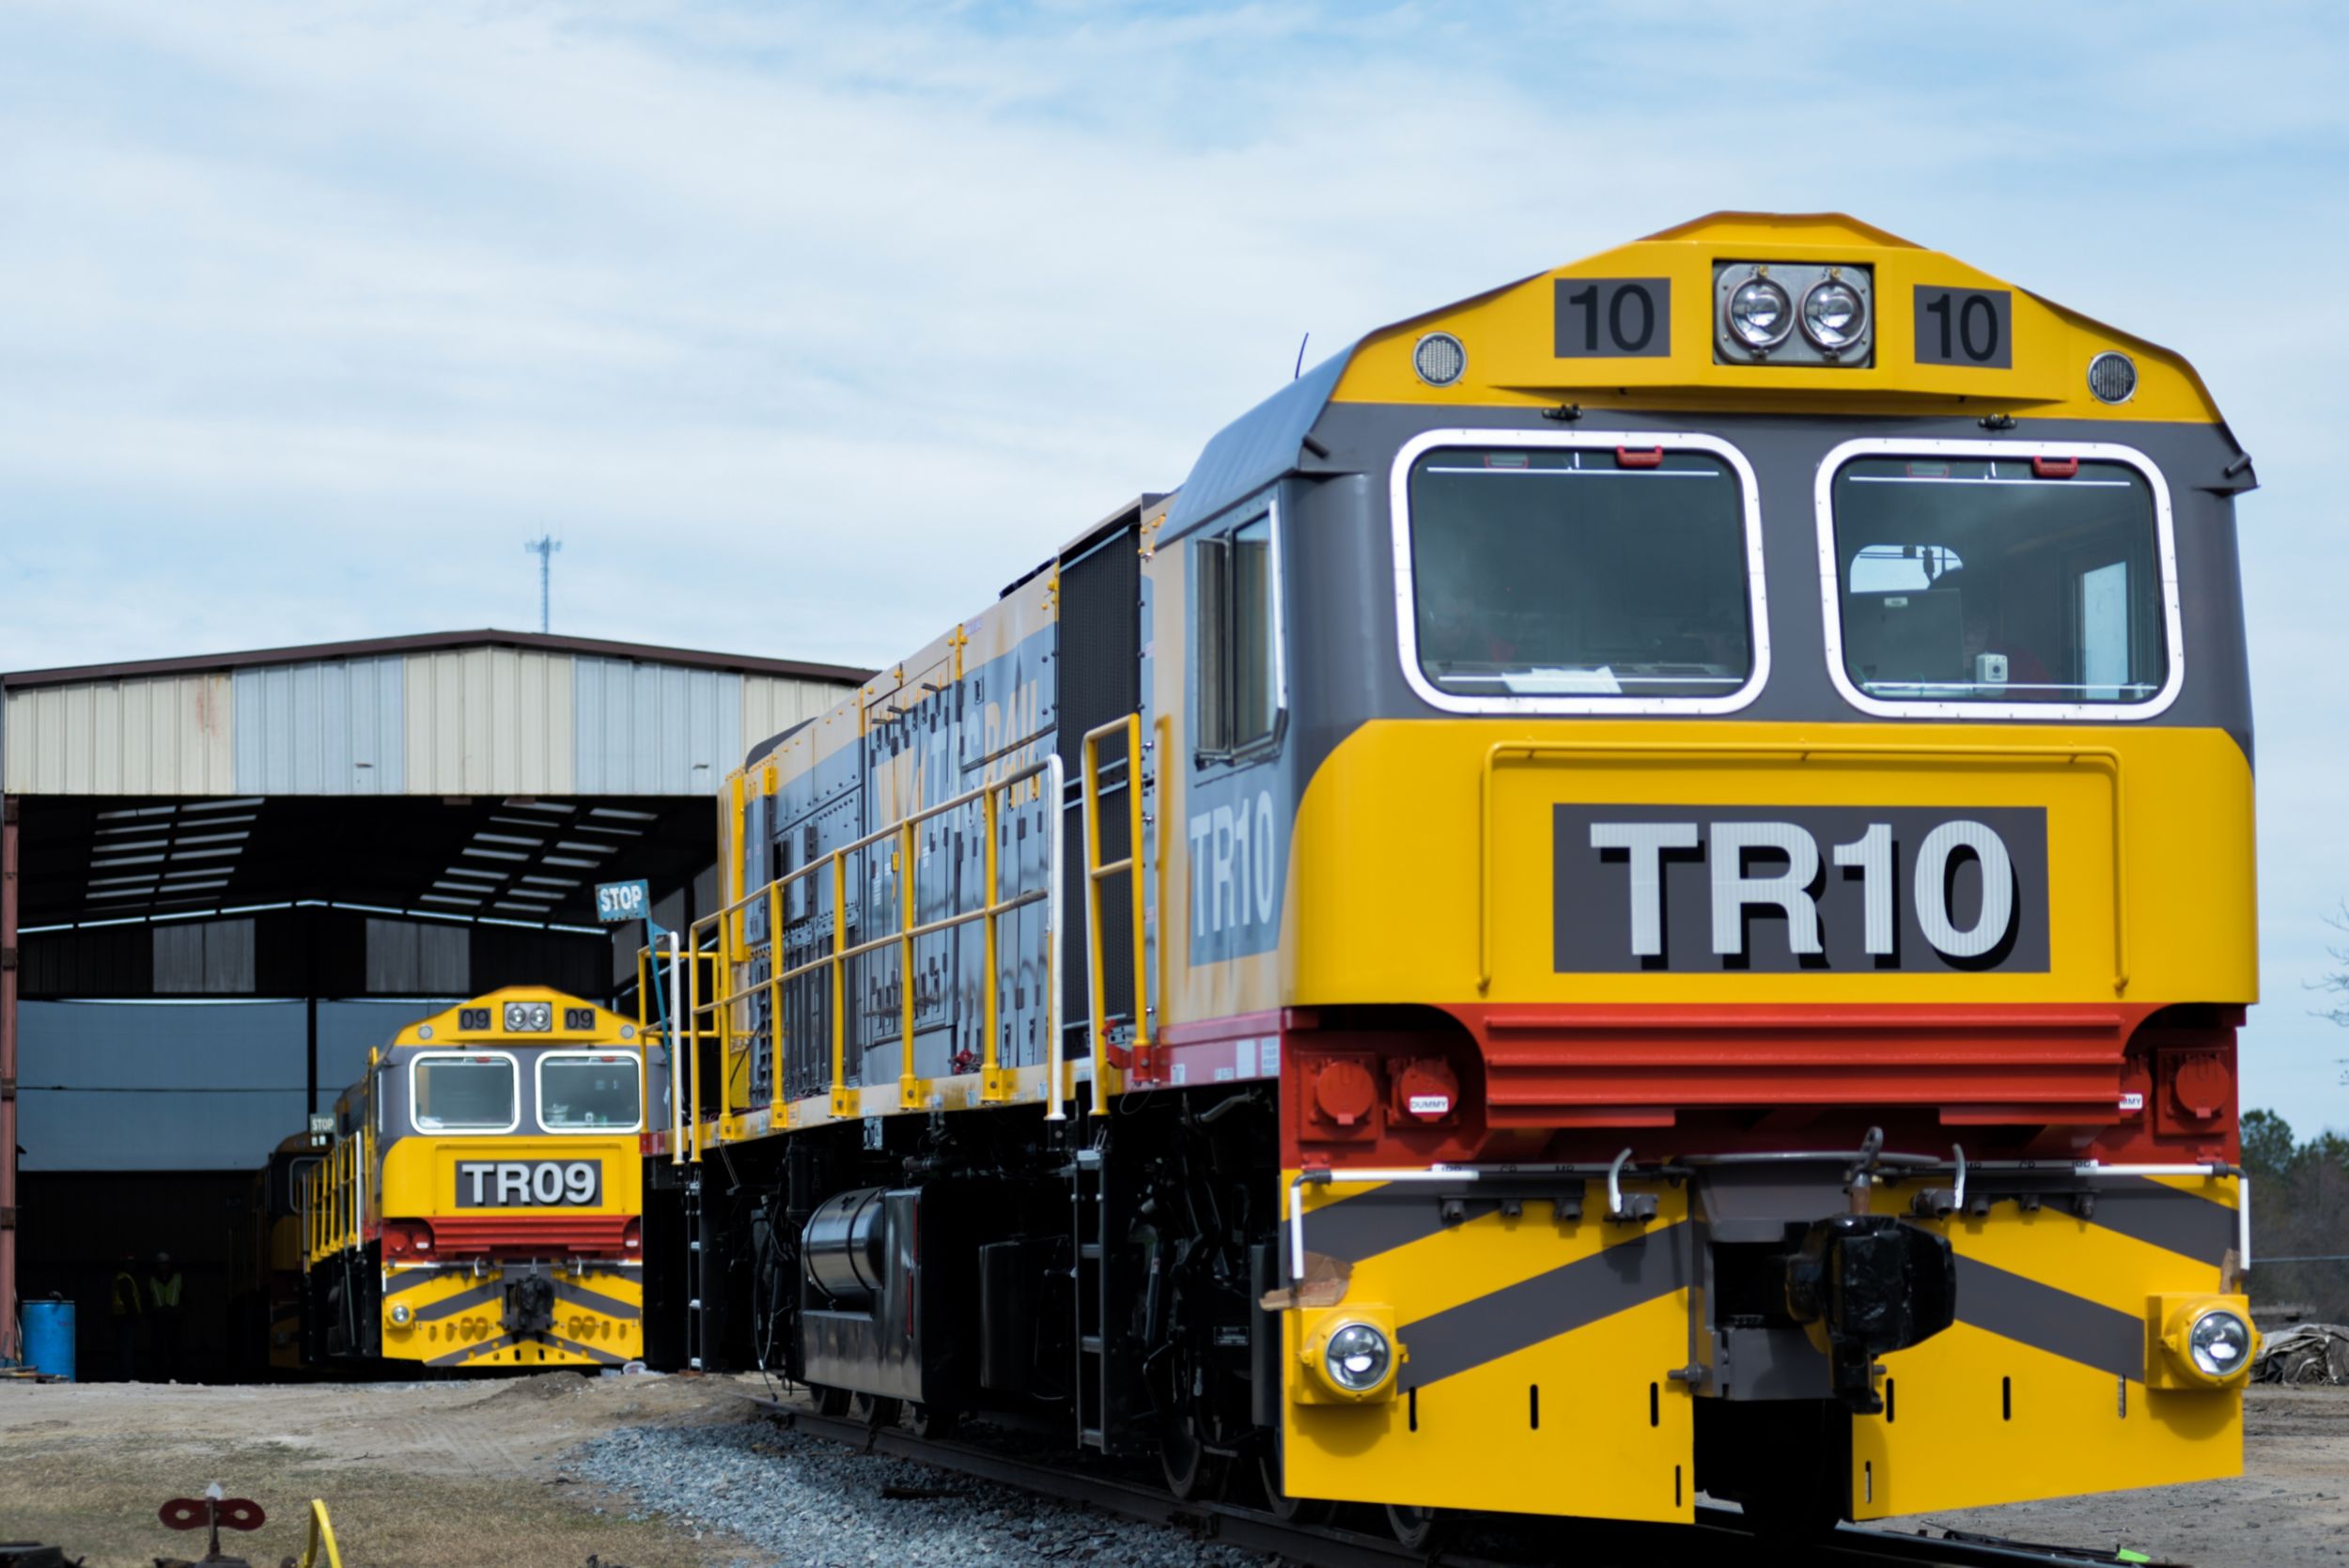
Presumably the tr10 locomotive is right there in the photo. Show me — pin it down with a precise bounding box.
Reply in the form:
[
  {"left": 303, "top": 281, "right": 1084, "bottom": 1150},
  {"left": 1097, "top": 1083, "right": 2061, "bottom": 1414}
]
[{"left": 646, "top": 212, "right": 2258, "bottom": 1539}]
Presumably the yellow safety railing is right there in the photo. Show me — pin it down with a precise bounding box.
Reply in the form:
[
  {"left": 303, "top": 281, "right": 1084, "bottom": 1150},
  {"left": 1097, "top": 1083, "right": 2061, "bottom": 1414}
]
[
  {"left": 293, "top": 1499, "right": 344, "bottom": 1568},
  {"left": 643, "top": 753, "right": 1066, "bottom": 1154},
  {"left": 1081, "top": 715, "right": 1149, "bottom": 1110}
]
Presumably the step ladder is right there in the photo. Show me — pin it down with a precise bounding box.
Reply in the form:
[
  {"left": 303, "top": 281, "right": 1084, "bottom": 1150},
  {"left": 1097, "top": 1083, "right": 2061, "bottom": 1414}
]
[
  {"left": 683, "top": 1164, "right": 707, "bottom": 1373},
  {"left": 1073, "top": 1144, "right": 1108, "bottom": 1449}
]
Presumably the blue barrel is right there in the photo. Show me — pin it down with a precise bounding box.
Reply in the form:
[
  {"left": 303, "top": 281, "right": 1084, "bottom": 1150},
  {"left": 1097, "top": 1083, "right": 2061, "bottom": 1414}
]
[{"left": 23, "top": 1298, "right": 75, "bottom": 1380}]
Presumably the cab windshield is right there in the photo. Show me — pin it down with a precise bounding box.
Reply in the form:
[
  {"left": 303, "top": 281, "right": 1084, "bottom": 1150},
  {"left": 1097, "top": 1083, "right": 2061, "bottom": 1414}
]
[
  {"left": 1830, "top": 455, "right": 2169, "bottom": 705},
  {"left": 537, "top": 1053, "right": 642, "bottom": 1132},
  {"left": 411, "top": 1054, "right": 516, "bottom": 1131},
  {"left": 1407, "top": 445, "right": 1752, "bottom": 701}
]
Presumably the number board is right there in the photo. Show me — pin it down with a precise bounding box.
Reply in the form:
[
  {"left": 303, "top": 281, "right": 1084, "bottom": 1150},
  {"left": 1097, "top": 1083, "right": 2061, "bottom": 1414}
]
[
  {"left": 1914, "top": 287, "right": 2013, "bottom": 369},
  {"left": 1553, "top": 803, "right": 2049, "bottom": 973},
  {"left": 595, "top": 878, "right": 650, "bottom": 924},
  {"left": 1553, "top": 277, "right": 1671, "bottom": 359}
]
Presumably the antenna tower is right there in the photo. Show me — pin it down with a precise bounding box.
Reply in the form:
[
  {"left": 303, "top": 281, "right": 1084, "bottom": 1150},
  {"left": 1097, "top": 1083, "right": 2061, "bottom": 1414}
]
[{"left": 524, "top": 534, "right": 562, "bottom": 633}]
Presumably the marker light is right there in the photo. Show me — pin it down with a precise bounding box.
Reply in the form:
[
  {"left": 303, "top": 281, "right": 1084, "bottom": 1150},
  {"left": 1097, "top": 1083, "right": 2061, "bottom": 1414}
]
[
  {"left": 2088, "top": 350, "right": 2138, "bottom": 404},
  {"left": 1413, "top": 332, "right": 1467, "bottom": 388},
  {"left": 2187, "top": 1309, "right": 2253, "bottom": 1378},
  {"left": 1801, "top": 278, "right": 1869, "bottom": 353},
  {"left": 1726, "top": 275, "right": 1794, "bottom": 350},
  {"left": 1325, "top": 1323, "right": 1392, "bottom": 1392}
]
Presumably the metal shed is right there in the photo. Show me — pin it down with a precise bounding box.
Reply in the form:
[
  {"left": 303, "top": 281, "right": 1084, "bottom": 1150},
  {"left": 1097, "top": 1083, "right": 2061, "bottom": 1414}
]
[{"left": 0, "top": 629, "right": 869, "bottom": 1374}]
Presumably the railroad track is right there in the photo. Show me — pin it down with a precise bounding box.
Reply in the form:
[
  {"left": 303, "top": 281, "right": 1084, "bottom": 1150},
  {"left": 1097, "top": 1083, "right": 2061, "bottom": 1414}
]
[{"left": 741, "top": 1393, "right": 2184, "bottom": 1568}]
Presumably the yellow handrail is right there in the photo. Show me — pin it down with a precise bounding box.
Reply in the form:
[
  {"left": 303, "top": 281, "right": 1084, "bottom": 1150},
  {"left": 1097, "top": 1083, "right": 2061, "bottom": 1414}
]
[
  {"left": 646, "top": 753, "right": 1067, "bottom": 1141},
  {"left": 294, "top": 1498, "right": 344, "bottom": 1568},
  {"left": 1081, "top": 715, "right": 1149, "bottom": 1112}
]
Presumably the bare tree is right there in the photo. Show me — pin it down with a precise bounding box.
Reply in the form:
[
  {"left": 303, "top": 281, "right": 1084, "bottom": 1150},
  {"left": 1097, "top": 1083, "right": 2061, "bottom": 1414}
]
[{"left": 2317, "top": 903, "right": 2349, "bottom": 1032}]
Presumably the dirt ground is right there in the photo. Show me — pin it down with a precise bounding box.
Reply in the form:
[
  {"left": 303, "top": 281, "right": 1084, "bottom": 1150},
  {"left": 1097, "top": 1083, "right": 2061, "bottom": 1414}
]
[
  {"left": 0, "top": 1371, "right": 770, "bottom": 1568},
  {"left": 0, "top": 1375, "right": 2342, "bottom": 1568},
  {"left": 1893, "top": 1387, "right": 2349, "bottom": 1567}
]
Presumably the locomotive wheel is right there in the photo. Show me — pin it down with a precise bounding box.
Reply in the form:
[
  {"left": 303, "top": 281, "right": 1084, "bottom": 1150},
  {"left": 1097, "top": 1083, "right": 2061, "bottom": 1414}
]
[
  {"left": 1159, "top": 1411, "right": 1227, "bottom": 1501},
  {"left": 1254, "top": 1452, "right": 1333, "bottom": 1527},
  {"left": 811, "top": 1385, "right": 850, "bottom": 1418},
  {"left": 906, "top": 1403, "right": 958, "bottom": 1439},
  {"left": 1385, "top": 1503, "right": 1448, "bottom": 1552},
  {"left": 848, "top": 1392, "right": 902, "bottom": 1428}
]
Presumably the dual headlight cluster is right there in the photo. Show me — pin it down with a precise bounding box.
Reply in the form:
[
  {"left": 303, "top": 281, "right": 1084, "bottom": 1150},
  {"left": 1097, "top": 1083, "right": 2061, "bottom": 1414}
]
[{"left": 1716, "top": 261, "right": 1874, "bottom": 365}]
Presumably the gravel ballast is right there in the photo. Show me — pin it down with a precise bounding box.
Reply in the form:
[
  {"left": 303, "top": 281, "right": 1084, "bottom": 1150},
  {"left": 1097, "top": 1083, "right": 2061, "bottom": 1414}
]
[{"left": 569, "top": 1419, "right": 1267, "bottom": 1567}]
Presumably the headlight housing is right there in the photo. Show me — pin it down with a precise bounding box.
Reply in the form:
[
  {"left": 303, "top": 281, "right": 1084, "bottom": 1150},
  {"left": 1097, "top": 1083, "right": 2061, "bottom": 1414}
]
[
  {"left": 2150, "top": 1294, "right": 2258, "bottom": 1388},
  {"left": 1725, "top": 274, "right": 1793, "bottom": 350},
  {"left": 1801, "top": 276, "right": 1869, "bottom": 354},
  {"left": 1297, "top": 1311, "right": 1402, "bottom": 1403},
  {"left": 2187, "top": 1309, "right": 2253, "bottom": 1378},
  {"left": 505, "top": 1001, "right": 553, "bottom": 1032},
  {"left": 1325, "top": 1323, "right": 1392, "bottom": 1392}
]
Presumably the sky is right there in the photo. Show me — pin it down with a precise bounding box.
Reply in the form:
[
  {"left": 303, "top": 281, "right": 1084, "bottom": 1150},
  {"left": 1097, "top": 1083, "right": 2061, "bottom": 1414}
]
[{"left": 2, "top": 1, "right": 2345, "bottom": 1129}]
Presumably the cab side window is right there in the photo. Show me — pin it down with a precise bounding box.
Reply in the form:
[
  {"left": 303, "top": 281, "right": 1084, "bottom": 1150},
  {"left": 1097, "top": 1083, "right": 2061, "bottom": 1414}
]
[{"left": 1192, "top": 511, "right": 1279, "bottom": 758}]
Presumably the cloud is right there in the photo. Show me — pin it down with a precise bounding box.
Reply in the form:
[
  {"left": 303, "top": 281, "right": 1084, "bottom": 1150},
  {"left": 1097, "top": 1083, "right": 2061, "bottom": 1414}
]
[{"left": 2, "top": 0, "right": 2346, "bottom": 1121}]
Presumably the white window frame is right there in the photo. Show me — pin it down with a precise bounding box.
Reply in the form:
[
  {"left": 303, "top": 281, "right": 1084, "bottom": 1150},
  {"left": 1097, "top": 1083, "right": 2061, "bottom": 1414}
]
[
  {"left": 534, "top": 1048, "right": 646, "bottom": 1136},
  {"left": 407, "top": 1048, "right": 522, "bottom": 1137},
  {"left": 1390, "top": 428, "right": 1771, "bottom": 716},
  {"left": 1813, "top": 437, "right": 2186, "bottom": 722},
  {"left": 1192, "top": 489, "right": 1288, "bottom": 761}
]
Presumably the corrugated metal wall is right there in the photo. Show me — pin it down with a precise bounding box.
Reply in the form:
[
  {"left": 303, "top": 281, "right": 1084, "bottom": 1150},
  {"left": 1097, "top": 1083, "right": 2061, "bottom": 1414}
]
[
  {"left": 404, "top": 647, "right": 576, "bottom": 796},
  {"left": 232, "top": 657, "right": 403, "bottom": 794},
  {"left": 7, "top": 646, "right": 860, "bottom": 798},
  {"left": 741, "top": 674, "right": 843, "bottom": 753},
  {"left": 3, "top": 675, "right": 236, "bottom": 795},
  {"left": 573, "top": 658, "right": 740, "bottom": 795}
]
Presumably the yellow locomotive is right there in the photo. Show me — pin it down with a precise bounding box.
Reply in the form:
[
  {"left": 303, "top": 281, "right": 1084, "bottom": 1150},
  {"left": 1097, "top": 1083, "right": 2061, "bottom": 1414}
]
[
  {"left": 301, "top": 987, "right": 650, "bottom": 1371},
  {"left": 646, "top": 213, "right": 2256, "bottom": 1540}
]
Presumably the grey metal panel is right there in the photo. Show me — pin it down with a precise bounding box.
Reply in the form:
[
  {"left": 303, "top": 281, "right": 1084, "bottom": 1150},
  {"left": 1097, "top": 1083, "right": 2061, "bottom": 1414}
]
[
  {"left": 573, "top": 658, "right": 743, "bottom": 795},
  {"left": 232, "top": 657, "right": 404, "bottom": 795},
  {"left": 15, "top": 1000, "right": 303, "bottom": 1171},
  {"left": 1163, "top": 345, "right": 1354, "bottom": 536},
  {"left": 365, "top": 918, "right": 474, "bottom": 995},
  {"left": 151, "top": 919, "right": 256, "bottom": 994}
]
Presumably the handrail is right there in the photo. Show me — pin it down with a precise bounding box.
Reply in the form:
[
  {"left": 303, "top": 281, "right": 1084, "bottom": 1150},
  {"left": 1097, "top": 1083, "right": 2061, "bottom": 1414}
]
[
  {"left": 650, "top": 753, "right": 1068, "bottom": 1142},
  {"left": 1081, "top": 715, "right": 1149, "bottom": 1111},
  {"left": 1477, "top": 738, "right": 2129, "bottom": 996},
  {"left": 293, "top": 1498, "right": 344, "bottom": 1568}
]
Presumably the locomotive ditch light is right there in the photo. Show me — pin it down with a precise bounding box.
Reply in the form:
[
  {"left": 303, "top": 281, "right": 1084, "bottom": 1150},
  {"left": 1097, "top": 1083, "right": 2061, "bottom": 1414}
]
[
  {"left": 1298, "top": 1308, "right": 1403, "bottom": 1403},
  {"left": 2149, "top": 1294, "right": 2258, "bottom": 1388},
  {"left": 389, "top": 1301, "right": 413, "bottom": 1327}
]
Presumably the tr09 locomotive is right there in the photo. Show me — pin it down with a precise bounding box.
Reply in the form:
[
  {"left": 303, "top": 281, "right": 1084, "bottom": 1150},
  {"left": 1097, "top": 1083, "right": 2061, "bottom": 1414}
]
[
  {"left": 646, "top": 212, "right": 2257, "bottom": 1539},
  {"left": 300, "top": 987, "right": 649, "bottom": 1371}
]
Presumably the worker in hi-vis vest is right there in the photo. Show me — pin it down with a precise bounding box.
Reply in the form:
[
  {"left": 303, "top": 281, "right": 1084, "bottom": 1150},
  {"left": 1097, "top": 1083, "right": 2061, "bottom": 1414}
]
[
  {"left": 146, "top": 1250, "right": 184, "bottom": 1382},
  {"left": 109, "top": 1254, "right": 143, "bottom": 1381}
]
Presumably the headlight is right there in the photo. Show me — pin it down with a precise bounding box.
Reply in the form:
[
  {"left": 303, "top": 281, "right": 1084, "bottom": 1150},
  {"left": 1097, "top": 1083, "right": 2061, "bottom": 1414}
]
[
  {"left": 505, "top": 1001, "right": 552, "bottom": 1032},
  {"left": 1801, "top": 277, "right": 1868, "bottom": 353},
  {"left": 2187, "top": 1309, "right": 2252, "bottom": 1378},
  {"left": 1725, "top": 275, "right": 1793, "bottom": 350},
  {"left": 1324, "top": 1323, "right": 1392, "bottom": 1392},
  {"left": 389, "top": 1302, "right": 412, "bottom": 1327}
]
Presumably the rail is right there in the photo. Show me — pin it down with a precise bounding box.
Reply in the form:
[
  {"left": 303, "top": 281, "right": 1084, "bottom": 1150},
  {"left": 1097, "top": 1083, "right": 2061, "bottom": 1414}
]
[
  {"left": 1081, "top": 715, "right": 1149, "bottom": 1108},
  {"left": 647, "top": 753, "right": 1067, "bottom": 1157},
  {"left": 745, "top": 1391, "right": 2179, "bottom": 1567},
  {"left": 1477, "top": 739, "right": 2129, "bottom": 996}
]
